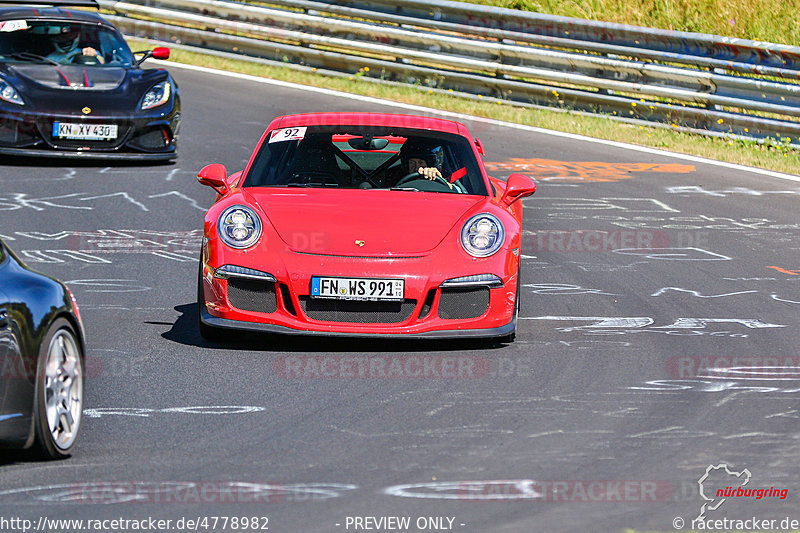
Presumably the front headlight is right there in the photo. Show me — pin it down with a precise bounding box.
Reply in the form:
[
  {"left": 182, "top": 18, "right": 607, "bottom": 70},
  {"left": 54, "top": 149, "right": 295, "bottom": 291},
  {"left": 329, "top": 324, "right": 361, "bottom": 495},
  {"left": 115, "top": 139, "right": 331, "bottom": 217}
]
[
  {"left": 140, "top": 81, "right": 171, "bottom": 110},
  {"left": 0, "top": 78, "right": 24, "bottom": 105},
  {"left": 461, "top": 213, "right": 505, "bottom": 257},
  {"left": 218, "top": 205, "right": 262, "bottom": 249}
]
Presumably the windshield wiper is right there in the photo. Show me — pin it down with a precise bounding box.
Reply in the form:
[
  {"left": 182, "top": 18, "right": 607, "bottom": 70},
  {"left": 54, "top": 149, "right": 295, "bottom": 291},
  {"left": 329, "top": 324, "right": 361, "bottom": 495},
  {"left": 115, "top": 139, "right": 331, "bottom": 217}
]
[
  {"left": 9, "top": 52, "right": 60, "bottom": 66},
  {"left": 286, "top": 182, "right": 334, "bottom": 188},
  {"left": 389, "top": 187, "right": 420, "bottom": 191}
]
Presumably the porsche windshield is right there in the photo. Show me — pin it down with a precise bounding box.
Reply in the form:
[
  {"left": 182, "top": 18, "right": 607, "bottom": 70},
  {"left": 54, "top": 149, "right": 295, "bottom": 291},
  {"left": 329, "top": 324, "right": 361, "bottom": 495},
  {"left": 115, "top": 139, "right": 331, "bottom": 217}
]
[
  {"left": 0, "top": 20, "right": 133, "bottom": 66},
  {"left": 243, "top": 126, "right": 489, "bottom": 195}
]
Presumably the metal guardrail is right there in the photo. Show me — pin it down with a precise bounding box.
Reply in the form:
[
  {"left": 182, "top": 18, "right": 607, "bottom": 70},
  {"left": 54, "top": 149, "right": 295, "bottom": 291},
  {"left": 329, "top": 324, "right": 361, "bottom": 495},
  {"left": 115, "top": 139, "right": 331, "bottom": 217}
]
[{"left": 100, "top": 0, "right": 800, "bottom": 145}]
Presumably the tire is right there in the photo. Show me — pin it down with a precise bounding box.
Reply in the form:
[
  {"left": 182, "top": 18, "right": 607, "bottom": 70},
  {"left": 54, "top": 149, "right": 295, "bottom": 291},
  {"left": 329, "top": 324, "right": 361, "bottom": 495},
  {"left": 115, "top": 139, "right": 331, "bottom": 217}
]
[
  {"left": 32, "top": 318, "right": 84, "bottom": 459},
  {"left": 197, "top": 264, "right": 229, "bottom": 343}
]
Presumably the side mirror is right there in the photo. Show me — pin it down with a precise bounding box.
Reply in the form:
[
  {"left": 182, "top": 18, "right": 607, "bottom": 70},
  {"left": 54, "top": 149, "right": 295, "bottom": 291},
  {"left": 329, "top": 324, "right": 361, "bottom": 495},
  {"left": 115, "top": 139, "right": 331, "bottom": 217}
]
[
  {"left": 151, "top": 47, "right": 170, "bottom": 60},
  {"left": 501, "top": 173, "right": 536, "bottom": 206},
  {"left": 134, "top": 47, "right": 170, "bottom": 66},
  {"left": 198, "top": 163, "right": 229, "bottom": 194}
]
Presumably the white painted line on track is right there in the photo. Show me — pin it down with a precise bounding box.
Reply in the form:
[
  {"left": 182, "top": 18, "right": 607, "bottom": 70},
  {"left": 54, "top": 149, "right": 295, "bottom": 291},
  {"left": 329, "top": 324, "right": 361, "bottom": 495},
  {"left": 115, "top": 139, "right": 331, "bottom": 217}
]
[{"left": 160, "top": 60, "right": 800, "bottom": 183}]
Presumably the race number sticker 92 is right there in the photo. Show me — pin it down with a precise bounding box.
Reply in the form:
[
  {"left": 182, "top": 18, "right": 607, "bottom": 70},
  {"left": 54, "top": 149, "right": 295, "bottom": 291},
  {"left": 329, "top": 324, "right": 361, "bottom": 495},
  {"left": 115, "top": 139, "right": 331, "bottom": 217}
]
[
  {"left": 269, "top": 127, "right": 307, "bottom": 143},
  {"left": 0, "top": 20, "right": 28, "bottom": 32}
]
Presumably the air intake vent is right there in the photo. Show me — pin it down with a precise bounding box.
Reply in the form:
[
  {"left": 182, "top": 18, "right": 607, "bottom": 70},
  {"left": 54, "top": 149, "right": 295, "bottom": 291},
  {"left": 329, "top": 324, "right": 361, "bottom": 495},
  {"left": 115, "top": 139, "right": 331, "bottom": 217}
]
[
  {"left": 227, "top": 278, "right": 277, "bottom": 313},
  {"left": 438, "top": 287, "right": 490, "bottom": 319}
]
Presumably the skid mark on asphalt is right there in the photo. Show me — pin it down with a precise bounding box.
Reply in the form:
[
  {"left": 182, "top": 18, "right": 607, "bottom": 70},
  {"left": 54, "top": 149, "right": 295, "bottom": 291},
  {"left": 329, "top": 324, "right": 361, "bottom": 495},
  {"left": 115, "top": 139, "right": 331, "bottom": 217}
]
[
  {"left": 14, "top": 229, "right": 202, "bottom": 263},
  {"left": 650, "top": 287, "right": 759, "bottom": 298},
  {"left": 0, "top": 482, "right": 358, "bottom": 503},
  {"left": 666, "top": 185, "right": 800, "bottom": 197},
  {"left": 0, "top": 191, "right": 206, "bottom": 213}
]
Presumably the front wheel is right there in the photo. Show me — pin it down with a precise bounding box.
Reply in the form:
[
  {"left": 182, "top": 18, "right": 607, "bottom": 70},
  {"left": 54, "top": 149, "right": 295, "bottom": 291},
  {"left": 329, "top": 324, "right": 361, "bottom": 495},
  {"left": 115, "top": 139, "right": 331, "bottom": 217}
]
[{"left": 33, "top": 318, "right": 84, "bottom": 459}]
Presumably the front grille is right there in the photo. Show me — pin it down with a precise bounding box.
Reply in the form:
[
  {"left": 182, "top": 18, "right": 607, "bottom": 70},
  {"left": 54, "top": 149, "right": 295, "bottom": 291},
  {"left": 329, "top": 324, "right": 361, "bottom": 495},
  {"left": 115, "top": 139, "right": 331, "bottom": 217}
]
[
  {"left": 227, "top": 278, "right": 278, "bottom": 313},
  {"left": 299, "top": 296, "right": 416, "bottom": 323},
  {"left": 129, "top": 126, "right": 171, "bottom": 150},
  {"left": 0, "top": 118, "right": 37, "bottom": 145},
  {"left": 438, "top": 287, "right": 490, "bottom": 319}
]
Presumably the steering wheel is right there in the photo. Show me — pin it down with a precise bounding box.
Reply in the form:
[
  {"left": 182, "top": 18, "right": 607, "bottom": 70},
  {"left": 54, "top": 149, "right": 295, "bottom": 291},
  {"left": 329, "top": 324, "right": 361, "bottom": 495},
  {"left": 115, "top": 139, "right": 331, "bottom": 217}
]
[
  {"left": 395, "top": 172, "right": 452, "bottom": 189},
  {"left": 73, "top": 54, "right": 101, "bottom": 66}
]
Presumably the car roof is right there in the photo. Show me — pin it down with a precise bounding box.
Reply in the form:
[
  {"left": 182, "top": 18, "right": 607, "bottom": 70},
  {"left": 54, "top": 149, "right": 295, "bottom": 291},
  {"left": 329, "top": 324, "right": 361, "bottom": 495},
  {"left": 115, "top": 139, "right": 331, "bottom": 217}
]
[
  {"left": 269, "top": 113, "right": 467, "bottom": 136},
  {"left": 0, "top": 4, "right": 106, "bottom": 24}
]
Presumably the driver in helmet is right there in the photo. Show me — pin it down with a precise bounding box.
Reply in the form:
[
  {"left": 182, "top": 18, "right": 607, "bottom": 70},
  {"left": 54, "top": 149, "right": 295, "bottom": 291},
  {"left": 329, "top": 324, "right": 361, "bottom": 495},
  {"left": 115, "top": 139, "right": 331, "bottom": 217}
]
[
  {"left": 47, "top": 26, "right": 103, "bottom": 64},
  {"left": 395, "top": 138, "right": 454, "bottom": 188}
]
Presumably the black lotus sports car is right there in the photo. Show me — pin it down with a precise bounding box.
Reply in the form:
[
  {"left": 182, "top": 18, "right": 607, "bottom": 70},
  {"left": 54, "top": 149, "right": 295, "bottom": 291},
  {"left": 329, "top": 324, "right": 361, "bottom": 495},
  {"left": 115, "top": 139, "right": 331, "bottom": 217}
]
[
  {"left": 0, "top": 0, "right": 180, "bottom": 160},
  {"left": 0, "top": 239, "right": 85, "bottom": 459}
]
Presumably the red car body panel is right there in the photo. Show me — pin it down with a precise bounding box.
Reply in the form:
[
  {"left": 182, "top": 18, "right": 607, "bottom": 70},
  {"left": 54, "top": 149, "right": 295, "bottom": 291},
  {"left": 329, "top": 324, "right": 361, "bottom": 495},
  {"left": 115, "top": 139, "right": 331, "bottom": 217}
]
[{"left": 199, "top": 113, "right": 534, "bottom": 339}]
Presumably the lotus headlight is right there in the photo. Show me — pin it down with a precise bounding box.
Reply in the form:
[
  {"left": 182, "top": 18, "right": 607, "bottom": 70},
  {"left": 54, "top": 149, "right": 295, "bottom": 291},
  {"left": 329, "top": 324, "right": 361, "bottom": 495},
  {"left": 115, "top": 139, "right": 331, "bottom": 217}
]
[
  {"left": 0, "top": 78, "right": 23, "bottom": 105},
  {"left": 140, "top": 81, "right": 171, "bottom": 110},
  {"left": 461, "top": 213, "right": 504, "bottom": 257},
  {"left": 218, "top": 205, "right": 262, "bottom": 249}
]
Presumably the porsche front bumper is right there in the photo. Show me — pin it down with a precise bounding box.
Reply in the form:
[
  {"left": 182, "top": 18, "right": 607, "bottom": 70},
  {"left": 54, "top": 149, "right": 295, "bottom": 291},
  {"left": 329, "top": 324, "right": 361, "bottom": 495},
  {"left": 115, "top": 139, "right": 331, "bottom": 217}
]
[
  {"left": 200, "top": 308, "right": 516, "bottom": 339},
  {"left": 200, "top": 249, "right": 519, "bottom": 339}
]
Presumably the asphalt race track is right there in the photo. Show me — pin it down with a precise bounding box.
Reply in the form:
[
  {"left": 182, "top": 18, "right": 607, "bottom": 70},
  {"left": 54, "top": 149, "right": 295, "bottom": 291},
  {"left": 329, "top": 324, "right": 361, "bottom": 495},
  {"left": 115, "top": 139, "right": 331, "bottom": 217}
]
[{"left": 1, "top": 63, "right": 799, "bottom": 533}]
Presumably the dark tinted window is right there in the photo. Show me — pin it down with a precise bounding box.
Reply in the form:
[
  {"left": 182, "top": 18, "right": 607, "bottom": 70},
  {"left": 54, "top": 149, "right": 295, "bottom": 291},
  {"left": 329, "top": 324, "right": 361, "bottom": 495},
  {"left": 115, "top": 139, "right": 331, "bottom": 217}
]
[
  {"left": 243, "top": 126, "right": 487, "bottom": 195},
  {"left": 0, "top": 20, "right": 133, "bottom": 66}
]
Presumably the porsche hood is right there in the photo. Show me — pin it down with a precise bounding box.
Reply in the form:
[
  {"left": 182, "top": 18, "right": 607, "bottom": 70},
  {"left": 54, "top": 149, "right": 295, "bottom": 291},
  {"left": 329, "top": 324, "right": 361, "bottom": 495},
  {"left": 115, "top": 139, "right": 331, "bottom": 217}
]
[{"left": 244, "top": 189, "right": 485, "bottom": 256}]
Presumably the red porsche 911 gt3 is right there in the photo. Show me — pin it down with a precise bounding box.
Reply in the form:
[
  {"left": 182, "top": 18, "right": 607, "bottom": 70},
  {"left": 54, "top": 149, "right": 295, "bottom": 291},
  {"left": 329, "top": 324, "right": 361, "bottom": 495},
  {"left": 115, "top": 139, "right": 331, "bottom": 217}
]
[{"left": 197, "top": 113, "right": 536, "bottom": 341}]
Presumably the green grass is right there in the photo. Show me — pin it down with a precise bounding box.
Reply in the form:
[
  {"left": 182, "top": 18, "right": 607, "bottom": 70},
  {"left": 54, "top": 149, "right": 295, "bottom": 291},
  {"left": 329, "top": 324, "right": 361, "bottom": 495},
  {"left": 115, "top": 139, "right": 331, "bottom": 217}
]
[
  {"left": 462, "top": 0, "right": 800, "bottom": 45},
  {"left": 136, "top": 41, "right": 800, "bottom": 175}
]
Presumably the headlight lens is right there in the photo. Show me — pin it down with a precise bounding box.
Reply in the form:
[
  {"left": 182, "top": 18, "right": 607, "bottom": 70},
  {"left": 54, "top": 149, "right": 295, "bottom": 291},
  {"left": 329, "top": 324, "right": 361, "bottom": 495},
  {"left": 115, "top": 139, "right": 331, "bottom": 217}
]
[
  {"left": 0, "top": 78, "right": 23, "bottom": 105},
  {"left": 461, "top": 213, "right": 504, "bottom": 257},
  {"left": 218, "top": 205, "right": 262, "bottom": 249},
  {"left": 140, "top": 81, "right": 171, "bottom": 109}
]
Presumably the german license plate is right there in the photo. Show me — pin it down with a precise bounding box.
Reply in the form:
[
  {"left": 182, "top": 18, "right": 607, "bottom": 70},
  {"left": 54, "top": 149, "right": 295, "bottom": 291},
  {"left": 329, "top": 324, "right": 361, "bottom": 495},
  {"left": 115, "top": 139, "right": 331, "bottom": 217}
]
[
  {"left": 311, "top": 276, "right": 404, "bottom": 301},
  {"left": 52, "top": 122, "right": 118, "bottom": 140}
]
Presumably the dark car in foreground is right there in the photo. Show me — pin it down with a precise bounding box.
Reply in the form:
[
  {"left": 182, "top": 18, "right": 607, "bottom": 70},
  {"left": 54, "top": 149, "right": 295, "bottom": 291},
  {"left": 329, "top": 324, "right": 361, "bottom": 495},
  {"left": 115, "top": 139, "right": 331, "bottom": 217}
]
[
  {"left": 0, "top": 0, "right": 180, "bottom": 160},
  {"left": 0, "top": 239, "right": 85, "bottom": 459}
]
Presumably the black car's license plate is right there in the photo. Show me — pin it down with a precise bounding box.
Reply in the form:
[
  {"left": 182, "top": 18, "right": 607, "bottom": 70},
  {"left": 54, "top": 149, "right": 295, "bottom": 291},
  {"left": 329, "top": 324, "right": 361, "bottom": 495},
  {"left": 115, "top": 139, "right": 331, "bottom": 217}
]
[{"left": 52, "top": 122, "right": 118, "bottom": 140}]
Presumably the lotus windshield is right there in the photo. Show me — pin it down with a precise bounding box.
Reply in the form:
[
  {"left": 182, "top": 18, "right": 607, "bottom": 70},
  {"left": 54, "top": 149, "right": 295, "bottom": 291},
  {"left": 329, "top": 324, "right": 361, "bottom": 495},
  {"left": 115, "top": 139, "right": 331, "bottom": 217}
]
[
  {"left": 0, "top": 20, "right": 133, "bottom": 66},
  {"left": 243, "top": 126, "right": 488, "bottom": 195}
]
